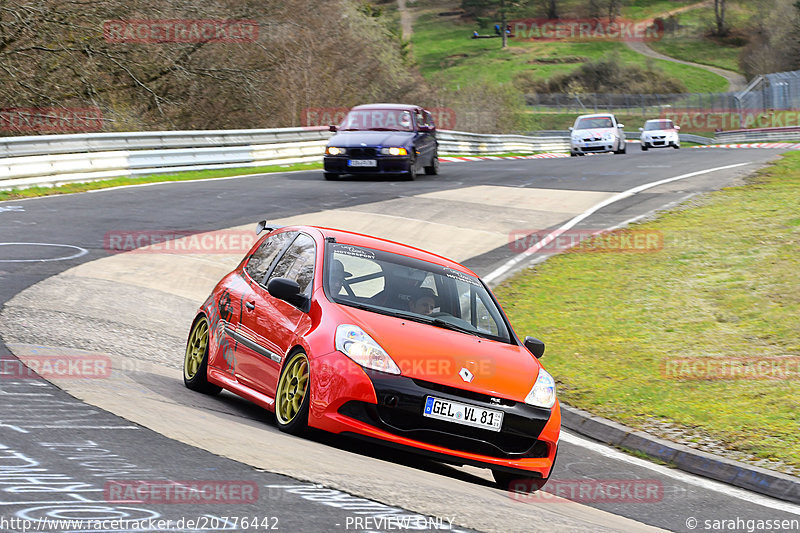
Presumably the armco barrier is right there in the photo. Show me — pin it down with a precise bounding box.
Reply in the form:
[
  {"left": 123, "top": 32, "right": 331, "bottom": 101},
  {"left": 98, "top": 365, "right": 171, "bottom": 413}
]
[
  {"left": 715, "top": 127, "right": 800, "bottom": 143},
  {"left": 0, "top": 125, "right": 774, "bottom": 191},
  {"left": 0, "top": 128, "right": 570, "bottom": 190}
]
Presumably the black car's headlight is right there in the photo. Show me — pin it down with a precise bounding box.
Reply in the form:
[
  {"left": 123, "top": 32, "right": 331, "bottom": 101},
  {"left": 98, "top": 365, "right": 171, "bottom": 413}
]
[
  {"left": 379, "top": 147, "right": 408, "bottom": 156},
  {"left": 326, "top": 146, "right": 346, "bottom": 156}
]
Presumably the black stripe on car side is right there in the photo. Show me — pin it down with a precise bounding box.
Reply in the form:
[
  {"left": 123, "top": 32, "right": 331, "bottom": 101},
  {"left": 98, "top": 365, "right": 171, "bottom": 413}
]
[{"left": 223, "top": 325, "right": 282, "bottom": 363}]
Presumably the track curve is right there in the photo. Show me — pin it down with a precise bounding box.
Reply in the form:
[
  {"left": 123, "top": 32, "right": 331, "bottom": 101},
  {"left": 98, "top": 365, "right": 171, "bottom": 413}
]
[{"left": 1, "top": 148, "right": 798, "bottom": 532}]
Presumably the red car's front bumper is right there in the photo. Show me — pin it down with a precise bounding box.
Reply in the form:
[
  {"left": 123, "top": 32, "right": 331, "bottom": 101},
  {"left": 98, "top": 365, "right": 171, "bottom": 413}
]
[{"left": 307, "top": 351, "right": 560, "bottom": 479}]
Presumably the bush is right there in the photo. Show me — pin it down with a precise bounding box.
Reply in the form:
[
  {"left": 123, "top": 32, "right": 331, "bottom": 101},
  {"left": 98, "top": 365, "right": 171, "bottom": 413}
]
[{"left": 513, "top": 53, "right": 688, "bottom": 94}]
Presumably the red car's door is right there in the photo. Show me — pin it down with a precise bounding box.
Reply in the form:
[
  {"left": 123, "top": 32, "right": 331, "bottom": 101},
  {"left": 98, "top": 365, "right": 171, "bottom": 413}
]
[
  {"left": 233, "top": 230, "right": 295, "bottom": 390},
  {"left": 236, "top": 233, "right": 316, "bottom": 399}
]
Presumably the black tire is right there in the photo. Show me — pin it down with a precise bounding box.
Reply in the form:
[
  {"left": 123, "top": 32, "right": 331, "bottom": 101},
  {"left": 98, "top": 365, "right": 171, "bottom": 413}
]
[
  {"left": 493, "top": 470, "right": 549, "bottom": 493},
  {"left": 673, "top": 143, "right": 680, "bottom": 149},
  {"left": 641, "top": 144, "right": 649, "bottom": 151},
  {"left": 402, "top": 157, "right": 417, "bottom": 181},
  {"left": 615, "top": 140, "right": 626, "bottom": 154},
  {"left": 183, "top": 316, "right": 222, "bottom": 395},
  {"left": 493, "top": 446, "right": 557, "bottom": 492},
  {"left": 323, "top": 172, "right": 340, "bottom": 181},
  {"left": 570, "top": 152, "right": 577, "bottom": 157},
  {"left": 274, "top": 350, "right": 311, "bottom": 435},
  {"left": 424, "top": 152, "right": 439, "bottom": 175}
]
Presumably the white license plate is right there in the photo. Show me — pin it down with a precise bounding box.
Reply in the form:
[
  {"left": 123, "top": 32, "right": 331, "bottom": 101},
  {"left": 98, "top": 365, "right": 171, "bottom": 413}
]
[
  {"left": 348, "top": 159, "right": 377, "bottom": 167},
  {"left": 423, "top": 396, "right": 503, "bottom": 432}
]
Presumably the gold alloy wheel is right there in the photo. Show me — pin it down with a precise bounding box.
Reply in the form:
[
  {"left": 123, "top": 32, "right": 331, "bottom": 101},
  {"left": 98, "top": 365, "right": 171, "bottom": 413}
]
[
  {"left": 184, "top": 318, "right": 209, "bottom": 380},
  {"left": 276, "top": 352, "right": 309, "bottom": 425}
]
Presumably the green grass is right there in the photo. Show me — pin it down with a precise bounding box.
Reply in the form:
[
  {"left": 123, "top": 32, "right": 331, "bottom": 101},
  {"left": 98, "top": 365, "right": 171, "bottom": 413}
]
[
  {"left": 412, "top": 11, "right": 729, "bottom": 93},
  {"left": 648, "top": 1, "right": 755, "bottom": 74},
  {"left": 0, "top": 162, "right": 323, "bottom": 201},
  {"left": 495, "top": 152, "right": 800, "bottom": 469},
  {"left": 622, "top": 0, "right": 697, "bottom": 20}
]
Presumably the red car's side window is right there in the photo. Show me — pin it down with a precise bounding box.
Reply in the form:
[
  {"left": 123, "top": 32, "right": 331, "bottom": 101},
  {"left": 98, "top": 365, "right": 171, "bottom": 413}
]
[
  {"left": 244, "top": 231, "right": 295, "bottom": 285},
  {"left": 267, "top": 233, "right": 316, "bottom": 297}
]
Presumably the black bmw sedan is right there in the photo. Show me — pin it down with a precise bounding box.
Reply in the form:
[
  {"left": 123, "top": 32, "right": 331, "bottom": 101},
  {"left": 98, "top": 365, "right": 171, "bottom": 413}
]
[{"left": 323, "top": 103, "right": 439, "bottom": 181}]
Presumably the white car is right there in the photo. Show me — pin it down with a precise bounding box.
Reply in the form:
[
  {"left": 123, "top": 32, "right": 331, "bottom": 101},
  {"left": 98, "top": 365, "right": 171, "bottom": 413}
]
[
  {"left": 639, "top": 119, "right": 680, "bottom": 150},
  {"left": 569, "top": 114, "right": 626, "bottom": 156}
]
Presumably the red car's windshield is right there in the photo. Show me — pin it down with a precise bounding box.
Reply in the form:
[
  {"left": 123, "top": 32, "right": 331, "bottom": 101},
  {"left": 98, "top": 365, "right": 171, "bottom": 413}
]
[
  {"left": 340, "top": 109, "right": 414, "bottom": 132},
  {"left": 325, "top": 243, "right": 512, "bottom": 343}
]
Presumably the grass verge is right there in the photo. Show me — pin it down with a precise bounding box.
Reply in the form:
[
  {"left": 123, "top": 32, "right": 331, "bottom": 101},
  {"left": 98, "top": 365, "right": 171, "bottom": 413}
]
[
  {"left": 495, "top": 151, "right": 800, "bottom": 470},
  {"left": 0, "top": 162, "right": 323, "bottom": 202}
]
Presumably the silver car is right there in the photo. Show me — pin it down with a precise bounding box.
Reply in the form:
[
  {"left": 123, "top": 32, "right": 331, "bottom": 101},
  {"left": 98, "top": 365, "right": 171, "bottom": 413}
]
[
  {"left": 569, "top": 114, "right": 626, "bottom": 156},
  {"left": 639, "top": 119, "right": 680, "bottom": 150}
]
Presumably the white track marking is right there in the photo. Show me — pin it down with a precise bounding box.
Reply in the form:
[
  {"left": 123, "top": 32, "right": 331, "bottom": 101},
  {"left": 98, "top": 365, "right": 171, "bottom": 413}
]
[
  {"left": 0, "top": 242, "right": 88, "bottom": 262},
  {"left": 560, "top": 431, "right": 800, "bottom": 515},
  {"left": 484, "top": 162, "right": 751, "bottom": 283}
]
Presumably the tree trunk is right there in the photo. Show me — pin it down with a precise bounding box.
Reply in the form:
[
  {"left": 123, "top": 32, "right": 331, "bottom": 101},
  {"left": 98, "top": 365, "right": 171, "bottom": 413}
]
[
  {"left": 714, "top": 0, "right": 727, "bottom": 36},
  {"left": 546, "top": 0, "right": 558, "bottom": 19},
  {"left": 501, "top": 0, "right": 507, "bottom": 48}
]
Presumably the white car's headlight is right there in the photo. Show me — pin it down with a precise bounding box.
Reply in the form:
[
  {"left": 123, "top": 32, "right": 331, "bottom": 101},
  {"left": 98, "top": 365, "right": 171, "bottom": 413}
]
[
  {"left": 380, "top": 147, "right": 408, "bottom": 156},
  {"left": 326, "top": 146, "right": 346, "bottom": 156},
  {"left": 525, "top": 368, "right": 556, "bottom": 408},
  {"left": 335, "top": 324, "right": 401, "bottom": 375}
]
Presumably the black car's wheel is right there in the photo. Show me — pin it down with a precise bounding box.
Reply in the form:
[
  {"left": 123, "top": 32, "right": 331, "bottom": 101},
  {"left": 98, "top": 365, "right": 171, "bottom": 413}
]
[
  {"left": 184, "top": 316, "right": 222, "bottom": 395},
  {"left": 324, "top": 172, "right": 340, "bottom": 181},
  {"left": 275, "top": 350, "right": 311, "bottom": 435},
  {"left": 402, "top": 157, "right": 417, "bottom": 181},
  {"left": 424, "top": 151, "right": 439, "bottom": 175},
  {"left": 493, "top": 447, "right": 557, "bottom": 492}
]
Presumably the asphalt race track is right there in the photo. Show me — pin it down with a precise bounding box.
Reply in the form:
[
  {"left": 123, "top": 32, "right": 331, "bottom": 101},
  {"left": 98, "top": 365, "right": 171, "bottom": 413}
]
[{"left": 1, "top": 148, "right": 799, "bottom": 532}]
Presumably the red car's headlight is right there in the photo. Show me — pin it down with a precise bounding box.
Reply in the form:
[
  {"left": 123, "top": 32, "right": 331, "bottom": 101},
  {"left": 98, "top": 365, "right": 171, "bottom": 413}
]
[
  {"left": 525, "top": 368, "right": 556, "bottom": 408},
  {"left": 335, "top": 324, "right": 401, "bottom": 375}
]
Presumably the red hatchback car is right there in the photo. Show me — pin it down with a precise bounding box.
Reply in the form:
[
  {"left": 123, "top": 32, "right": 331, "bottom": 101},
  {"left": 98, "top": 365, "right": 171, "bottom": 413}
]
[{"left": 184, "top": 223, "right": 561, "bottom": 490}]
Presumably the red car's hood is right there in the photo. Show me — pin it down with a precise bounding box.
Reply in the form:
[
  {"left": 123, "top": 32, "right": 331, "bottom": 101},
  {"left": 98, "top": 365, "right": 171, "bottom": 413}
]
[{"left": 336, "top": 304, "right": 542, "bottom": 401}]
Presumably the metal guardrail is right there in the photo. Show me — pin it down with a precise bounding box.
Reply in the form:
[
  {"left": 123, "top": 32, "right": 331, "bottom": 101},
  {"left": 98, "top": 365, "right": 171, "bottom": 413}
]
[
  {"left": 715, "top": 127, "right": 800, "bottom": 143},
  {"left": 527, "top": 130, "right": 714, "bottom": 145},
  {"left": 0, "top": 125, "right": 786, "bottom": 191},
  {"left": 437, "top": 130, "right": 569, "bottom": 154},
  {"left": 0, "top": 128, "right": 572, "bottom": 190}
]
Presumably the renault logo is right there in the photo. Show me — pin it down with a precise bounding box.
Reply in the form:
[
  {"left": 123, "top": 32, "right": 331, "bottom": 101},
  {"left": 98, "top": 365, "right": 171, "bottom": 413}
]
[{"left": 459, "top": 368, "right": 474, "bottom": 383}]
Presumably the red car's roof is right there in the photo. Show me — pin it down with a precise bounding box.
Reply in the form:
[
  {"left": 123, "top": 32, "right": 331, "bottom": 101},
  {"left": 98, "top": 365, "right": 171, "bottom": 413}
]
[{"left": 286, "top": 225, "right": 476, "bottom": 277}]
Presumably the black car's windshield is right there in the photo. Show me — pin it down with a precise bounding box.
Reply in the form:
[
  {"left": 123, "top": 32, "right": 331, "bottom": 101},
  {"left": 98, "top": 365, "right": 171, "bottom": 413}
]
[
  {"left": 340, "top": 109, "right": 414, "bottom": 132},
  {"left": 325, "top": 243, "right": 512, "bottom": 343},
  {"left": 644, "top": 120, "right": 674, "bottom": 131},
  {"left": 575, "top": 117, "right": 614, "bottom": 129}
]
